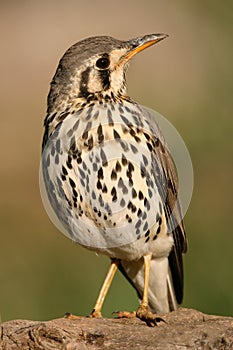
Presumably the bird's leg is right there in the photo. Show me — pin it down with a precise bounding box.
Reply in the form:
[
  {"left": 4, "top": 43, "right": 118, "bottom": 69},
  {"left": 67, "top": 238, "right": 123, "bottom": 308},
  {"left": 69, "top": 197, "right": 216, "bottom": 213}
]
[
  {"left": 136, "top": 253, "right": 165, "bottom": 327},
  {"left": 91, "top": 259, "right": 119, "bottom": 318},
  {"left": 138, "top": 253, "right": 151, "bottom": 309}
]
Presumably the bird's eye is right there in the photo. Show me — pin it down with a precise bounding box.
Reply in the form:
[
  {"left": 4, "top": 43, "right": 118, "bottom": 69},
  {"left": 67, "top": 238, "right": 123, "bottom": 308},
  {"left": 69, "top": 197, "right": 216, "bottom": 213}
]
[{"left": 96, "top": 57, "right": 110, "bottom": 70}]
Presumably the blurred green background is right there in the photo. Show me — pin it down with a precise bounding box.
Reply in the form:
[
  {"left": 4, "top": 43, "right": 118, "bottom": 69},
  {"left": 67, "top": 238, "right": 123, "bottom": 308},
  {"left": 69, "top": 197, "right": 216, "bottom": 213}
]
[{"left": 0, "top": 1, "right": 232, "bottom": 322}]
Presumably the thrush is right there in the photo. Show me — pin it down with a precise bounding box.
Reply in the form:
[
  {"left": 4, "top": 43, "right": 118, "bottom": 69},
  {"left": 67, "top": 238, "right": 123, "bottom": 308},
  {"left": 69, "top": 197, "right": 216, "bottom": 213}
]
[{"left": 41, "top": 34, "right": 187, "bottom": 326}]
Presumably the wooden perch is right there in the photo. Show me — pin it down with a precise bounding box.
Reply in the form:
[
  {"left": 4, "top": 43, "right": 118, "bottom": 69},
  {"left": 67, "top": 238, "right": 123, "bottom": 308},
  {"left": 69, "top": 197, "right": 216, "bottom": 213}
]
[{"left": 1, "top": 308, "right": 233, "bottom": 349}]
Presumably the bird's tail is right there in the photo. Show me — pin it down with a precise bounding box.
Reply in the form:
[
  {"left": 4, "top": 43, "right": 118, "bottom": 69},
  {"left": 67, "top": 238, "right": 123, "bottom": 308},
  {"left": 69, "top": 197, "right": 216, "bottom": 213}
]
[{"left": 119, "top": 256, "right": 178, "bottom": 314}]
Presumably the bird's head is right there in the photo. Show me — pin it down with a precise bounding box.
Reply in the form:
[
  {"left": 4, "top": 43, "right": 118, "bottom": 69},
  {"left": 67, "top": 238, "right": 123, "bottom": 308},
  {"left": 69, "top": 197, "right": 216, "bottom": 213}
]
[{"left": 47, "top": 34, "right": 168, "bottom": 112}]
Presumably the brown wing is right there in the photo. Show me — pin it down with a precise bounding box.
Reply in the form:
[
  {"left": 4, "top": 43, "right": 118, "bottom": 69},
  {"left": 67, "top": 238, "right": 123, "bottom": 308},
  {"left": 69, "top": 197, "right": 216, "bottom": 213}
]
[{"left": 153, "top": 136, "right": 187, "bottom": 304}]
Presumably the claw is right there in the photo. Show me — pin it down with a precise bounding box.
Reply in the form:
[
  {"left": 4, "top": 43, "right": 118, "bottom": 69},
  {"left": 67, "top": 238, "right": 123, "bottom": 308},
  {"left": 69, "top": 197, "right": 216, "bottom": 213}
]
[{"left": 136, "top": 306, "right": 166, "bottom": 327}]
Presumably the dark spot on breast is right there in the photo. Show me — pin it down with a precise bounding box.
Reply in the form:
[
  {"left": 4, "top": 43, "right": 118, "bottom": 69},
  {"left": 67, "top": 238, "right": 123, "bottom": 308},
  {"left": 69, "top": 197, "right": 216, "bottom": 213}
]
[
  {"left": 93, "top": 110, "right": 99, "bottom": 120},
  {"left": 51, "top": 146, "right": 55, "bottom": 156},
  {"left": 100, "top": 149, "right": 108, "bottom": 166},
  {"left": 120, "top": 140, "right": 129, "bottom": 152},
  {"left": 107, "top": 109, "right": 114, "bottom": 126},
  {"left": 134, "top": 136, "right": 141, "bottom": 143},
  {"left": 139, "top": 191, "right": 144, "bottom": 200},
  {"left": 140, "top": 164, "right": 146, "bottom": 178},
  {"left": 122, "top": 184, "right": 128, "bottom": 194},
  {"left": 69, "top": 136, "right": 76, "bottom": 152},
  {"left": 69, "top": 178, "right": 76, "bottom": 188},
  {"left": 97, "top": 124, "right": 104, "bottom": 144},
  {"left": 121, "top": 154, "right": 128, "bottom": 166},
  {"left": 73, "top": 119, "right": 80, "bottom": 132},
  {"left": 77, "top": 156, "right": 82, "bottom": 164},
  {"left": 130, "top": 144, "right": 138, "bottom": 153},
  {"left": 129, "top": 128, "right": 136, "bottom": 137},
  {"left": 120, "top": 114, "right": 131, "bottom": 126},
  {"left": 72, "top": 188, "right": 78, "bottom": 198},
  {"left": 126, "top": 214, "right": 132, "bottom": 223},
  {"left": 147, "top": 142, "right": 153, "bottom": 152},
  {"left": 118, "top": 177, "right": 124, "bottom": 188},
  {"left": 102, "top": 184, "right": 108, "bottom": 193},
  {"left": 120, "top": 198, "right": 125, "bottom": 207},
  {"left": 128, "top": 162, "right": 134, "bottom": 173},
  {"left": 82, "top": 131, "right": 88, "bottom": 140},
  {"left": 115, "top": 161, "right": 121, "bottom": 172},
  {"left": 142, "top": 154, "right": 148, "bottom": 166},
  {"left": 66, "top": 155, "right": 72, "bottom": 169},
  {"left": 98, "top": 168, "right": 104, "bottom": 180},
  {"left": 142, "top": 212, "right": 147, "bottom": 220},
  {"left": 126, "top": 170, "right": 132, "bottom": 179},
  {"left": 113, "top": 129, "right": 120, "bottom": 140},
  {"left": 118, "top": 104, "right": 124, "bottom": 113},
  {"left": 145, "top": 201, "right": 150, "bottom": 211},
  {"left": 111, "top": 187, "right": 117, "bottom": 197},
  {"left": 144, "top": 132, "right": 150, "bottom": 141},
  {"left": 87, "top": 136, "right": 94, "bottom": 150},
  {"left": 62, "top": 166, "right": 68, "bottom": 175},
  {"left": 127, "top": 201, "right": 133, "bottom": 210},
  {"left": 55, "top": 139, "right": 61, "bottom": 153},
  {"left": 99, "top": 194, "right": 104, "bottom": 207},
  {"left": 97, "top": 180, "right": 102, "bottom": 190},
  {"left": 82, "top": 162, "right": 87, "bottom": 171},
  {"left": 132, "top": 188, "right": 137, "bottom": 198},
  {"left": 78, "top": 167, "right": 85, "bottom": 179},
  {"left": 111, "top": 169, "right": 117, "bottom": 180}
]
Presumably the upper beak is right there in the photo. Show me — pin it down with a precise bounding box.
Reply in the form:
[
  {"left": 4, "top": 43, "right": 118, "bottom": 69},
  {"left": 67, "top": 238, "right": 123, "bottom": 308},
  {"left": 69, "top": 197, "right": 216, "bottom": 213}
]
[{"left": 119, "top": 33, "right": 168, "bottom": 64}]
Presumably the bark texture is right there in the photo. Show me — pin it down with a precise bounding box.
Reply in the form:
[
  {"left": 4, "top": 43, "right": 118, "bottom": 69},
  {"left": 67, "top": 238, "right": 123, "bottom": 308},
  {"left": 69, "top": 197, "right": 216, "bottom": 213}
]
[{"left": 1, "top": 308, "right": 233, "bottom": 350}]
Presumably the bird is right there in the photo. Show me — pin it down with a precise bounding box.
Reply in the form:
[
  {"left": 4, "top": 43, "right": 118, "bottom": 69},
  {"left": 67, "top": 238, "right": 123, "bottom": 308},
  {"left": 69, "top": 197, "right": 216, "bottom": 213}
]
[{"left": 41, "top": 33, "right": 187, "bottom": 327}]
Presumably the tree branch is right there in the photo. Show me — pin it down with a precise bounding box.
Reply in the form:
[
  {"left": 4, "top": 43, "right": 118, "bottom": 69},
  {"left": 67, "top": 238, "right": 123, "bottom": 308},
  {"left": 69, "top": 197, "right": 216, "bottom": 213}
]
[{"left": 1, "top": 308, "right": 233, "bottom": 349}]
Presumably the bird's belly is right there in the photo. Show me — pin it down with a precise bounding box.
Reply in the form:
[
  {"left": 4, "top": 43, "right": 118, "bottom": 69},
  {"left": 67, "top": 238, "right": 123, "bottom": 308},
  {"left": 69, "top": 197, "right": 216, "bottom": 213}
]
[{"left": 41, "top": 102, "right": 173, "bottom": 259}]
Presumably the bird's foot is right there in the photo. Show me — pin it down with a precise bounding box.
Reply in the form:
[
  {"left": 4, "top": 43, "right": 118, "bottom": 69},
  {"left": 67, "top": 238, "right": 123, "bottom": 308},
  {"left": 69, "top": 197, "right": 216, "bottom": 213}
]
[
  {"left": 113, "top": 310, "right": 136, "bottom": 318},
  {"left": 136, "top": 305, "right": 166, "bottom": 327},
  {"left": 64, "top": 312, "right": 80, "bottom": 320},
  {"left": 90, "top": 309, "right": 103, "bottom": 318}
]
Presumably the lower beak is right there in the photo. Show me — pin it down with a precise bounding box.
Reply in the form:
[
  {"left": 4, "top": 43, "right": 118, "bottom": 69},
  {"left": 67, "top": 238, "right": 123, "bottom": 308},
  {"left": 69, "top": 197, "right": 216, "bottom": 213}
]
[{"left": 120, "top": 33, "right": 168, "bottom": 64}]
